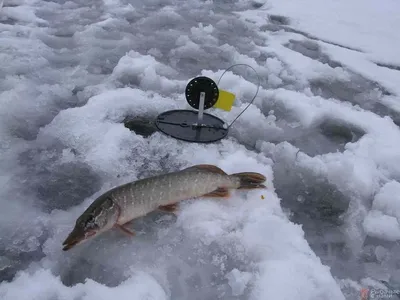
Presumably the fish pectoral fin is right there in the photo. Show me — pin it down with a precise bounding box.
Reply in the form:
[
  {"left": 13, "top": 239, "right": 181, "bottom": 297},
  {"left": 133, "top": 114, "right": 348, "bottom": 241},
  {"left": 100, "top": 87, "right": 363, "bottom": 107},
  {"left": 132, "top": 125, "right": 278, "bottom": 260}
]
[
  {"left": 158, "top": 203, "right": 179, "bottom": 213},
  {"left": 115, "top": 224, "right": 136, "bottom": 236},
  {"left": 203, "top": 187, "right": 230, "bottom": 198},
  {"left": 184, "top": 164, "right": 227, "bottom": 175}
]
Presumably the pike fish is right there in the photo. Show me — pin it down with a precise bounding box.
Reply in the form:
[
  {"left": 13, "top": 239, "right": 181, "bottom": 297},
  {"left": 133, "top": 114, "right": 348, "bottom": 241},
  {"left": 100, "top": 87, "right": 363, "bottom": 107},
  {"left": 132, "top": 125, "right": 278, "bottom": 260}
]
[{"left": 62, "top": 164, "right": 266, "bottom": 251}]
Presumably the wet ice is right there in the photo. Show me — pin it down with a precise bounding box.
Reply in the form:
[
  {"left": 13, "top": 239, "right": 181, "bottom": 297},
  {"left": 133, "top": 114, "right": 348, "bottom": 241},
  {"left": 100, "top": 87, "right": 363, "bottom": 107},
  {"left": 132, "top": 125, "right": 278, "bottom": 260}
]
[{"left": 1, "top": 0, "right": 400, "bottom": 299}]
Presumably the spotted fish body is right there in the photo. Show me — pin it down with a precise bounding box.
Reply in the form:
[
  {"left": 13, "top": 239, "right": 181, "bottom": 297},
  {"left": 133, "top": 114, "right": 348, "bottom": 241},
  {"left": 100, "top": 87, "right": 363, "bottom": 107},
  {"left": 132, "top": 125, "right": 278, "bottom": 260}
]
[
  {"left": 113, "top": 166, "right": 242, "bottom": 224},
  {"left": 62, "top": 164, "right": 266, "bottom": 251}
]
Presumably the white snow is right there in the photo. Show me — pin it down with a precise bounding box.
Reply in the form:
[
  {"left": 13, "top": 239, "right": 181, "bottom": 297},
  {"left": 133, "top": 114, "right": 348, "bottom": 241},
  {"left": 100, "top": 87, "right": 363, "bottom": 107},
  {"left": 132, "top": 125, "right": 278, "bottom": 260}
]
[
  {"left": 225, "top": 268, "right": 252, "bottom": 296},
  {"left": 1, "top": 0, "right": 400, "bottom": 299},
  {"left": 363, "top": 181, "right": 400, "bottom": 241},
  {"left": 363, "top": 211, "right": 400, "bottom": 242},
  {"left": 370, "top": 181, "right": 400, "bottom": 220},
  {"left": 263, "top": 0, "right": 400, "bottom": 65},
  {"left": 0, "top": 269, "right": 168, "bottom": 300}
]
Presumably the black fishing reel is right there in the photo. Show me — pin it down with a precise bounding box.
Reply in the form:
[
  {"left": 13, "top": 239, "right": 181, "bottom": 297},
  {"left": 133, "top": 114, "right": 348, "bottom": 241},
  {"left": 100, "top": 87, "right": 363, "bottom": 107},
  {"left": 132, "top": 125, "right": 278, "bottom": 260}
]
[{"left": 155, "top": 76, "right": 228, "bottom": 143}]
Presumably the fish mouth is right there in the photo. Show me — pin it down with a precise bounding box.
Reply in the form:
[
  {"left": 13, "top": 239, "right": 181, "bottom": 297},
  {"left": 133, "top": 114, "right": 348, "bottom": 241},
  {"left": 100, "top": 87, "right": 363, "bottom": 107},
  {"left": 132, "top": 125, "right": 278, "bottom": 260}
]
[
  {"left": 62, "top": 239, "right": 79, "bottom": 251},
  {"left": 62, "top": 230, "right": 96, "bottom": 251},
  {"left": 62, "top": 232, "right": 83, "bottom": 251}
]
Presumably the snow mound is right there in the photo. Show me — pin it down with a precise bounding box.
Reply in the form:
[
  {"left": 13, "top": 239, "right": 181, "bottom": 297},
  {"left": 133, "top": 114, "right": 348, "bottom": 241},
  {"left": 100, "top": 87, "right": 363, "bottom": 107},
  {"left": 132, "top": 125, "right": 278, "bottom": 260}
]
[
  {"left": 364, "top": 181, "right": 400, "bottom": 242},
  {"left": 2, "top": 0, "right": 400, "bottom": 298}
]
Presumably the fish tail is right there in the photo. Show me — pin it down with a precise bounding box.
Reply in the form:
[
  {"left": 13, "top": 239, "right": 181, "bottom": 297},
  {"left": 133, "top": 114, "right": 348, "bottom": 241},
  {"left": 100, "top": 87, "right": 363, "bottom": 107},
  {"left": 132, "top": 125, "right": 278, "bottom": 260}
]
[{"left": 231, "top": 172, "right": 267, "bottom": 190}]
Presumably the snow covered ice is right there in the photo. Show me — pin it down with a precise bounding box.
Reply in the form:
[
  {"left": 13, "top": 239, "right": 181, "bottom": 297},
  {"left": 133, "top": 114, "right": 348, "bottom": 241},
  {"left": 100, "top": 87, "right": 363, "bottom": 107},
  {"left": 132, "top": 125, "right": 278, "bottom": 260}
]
[{"left": 1, "top": 0, "right": 400, "bottom": 299}]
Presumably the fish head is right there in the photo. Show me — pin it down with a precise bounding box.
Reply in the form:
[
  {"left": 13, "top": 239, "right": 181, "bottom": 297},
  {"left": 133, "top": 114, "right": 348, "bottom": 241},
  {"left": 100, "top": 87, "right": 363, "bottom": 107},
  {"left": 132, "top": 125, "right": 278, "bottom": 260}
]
[{"left": 62, "top": 196, "right": 120, "bottom": 251}]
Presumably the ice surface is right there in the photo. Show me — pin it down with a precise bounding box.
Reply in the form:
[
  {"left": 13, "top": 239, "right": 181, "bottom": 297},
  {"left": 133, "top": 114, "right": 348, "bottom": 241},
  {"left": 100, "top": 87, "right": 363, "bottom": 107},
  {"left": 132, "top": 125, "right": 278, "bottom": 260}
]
[
  {"left": 263, "top": 0, "right": 400, "bottom": 65},
  {"left": 1, "top": 0, "right": 400, "bottom": 299}
]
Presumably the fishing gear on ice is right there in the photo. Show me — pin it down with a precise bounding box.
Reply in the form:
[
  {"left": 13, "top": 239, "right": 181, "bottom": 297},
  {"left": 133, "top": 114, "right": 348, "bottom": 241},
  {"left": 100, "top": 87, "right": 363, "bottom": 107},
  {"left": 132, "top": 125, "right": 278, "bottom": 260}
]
[{"left": 155, "top": 63, "right": 261, "bottom": 143}]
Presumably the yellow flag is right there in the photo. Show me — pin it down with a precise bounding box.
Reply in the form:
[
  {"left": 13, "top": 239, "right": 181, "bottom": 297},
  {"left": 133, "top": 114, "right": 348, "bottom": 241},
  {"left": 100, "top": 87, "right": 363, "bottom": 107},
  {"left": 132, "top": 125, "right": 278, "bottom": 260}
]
[{"left": 213, "top": 90, "right": 235, "bottom": 111}]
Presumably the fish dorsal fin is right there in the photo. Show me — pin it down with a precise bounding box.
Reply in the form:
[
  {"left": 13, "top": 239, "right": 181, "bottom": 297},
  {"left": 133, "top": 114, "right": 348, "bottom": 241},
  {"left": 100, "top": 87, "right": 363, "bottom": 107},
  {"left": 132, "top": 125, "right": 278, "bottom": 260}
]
[{"left": 184, "top": 164, "right": 227, "bottom": 175}]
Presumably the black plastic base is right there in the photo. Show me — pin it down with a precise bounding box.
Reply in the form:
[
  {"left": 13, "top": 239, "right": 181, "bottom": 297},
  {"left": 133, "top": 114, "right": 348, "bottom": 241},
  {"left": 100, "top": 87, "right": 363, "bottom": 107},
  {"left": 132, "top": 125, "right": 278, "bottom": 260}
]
[{"left": 155, "top": 110, "right": 228, "bottom": 143}]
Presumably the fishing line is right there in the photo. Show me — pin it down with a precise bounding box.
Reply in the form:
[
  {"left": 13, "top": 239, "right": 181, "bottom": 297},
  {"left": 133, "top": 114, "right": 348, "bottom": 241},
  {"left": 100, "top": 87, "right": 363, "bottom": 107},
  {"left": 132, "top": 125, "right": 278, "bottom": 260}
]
[
  {"left": 217, "top": 63, "right": 261, "bottom": 129},
  {"left": 154, "top": 63, "right": 262, "bottom": 143}
]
